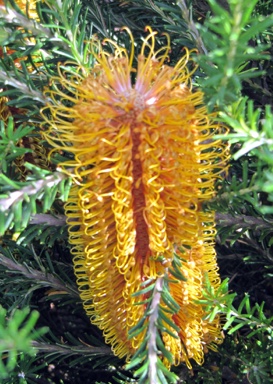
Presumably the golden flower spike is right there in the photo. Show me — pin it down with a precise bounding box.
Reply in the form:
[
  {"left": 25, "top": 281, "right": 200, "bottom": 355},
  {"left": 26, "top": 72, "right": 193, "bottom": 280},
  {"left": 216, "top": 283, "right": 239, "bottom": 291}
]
[{"left": 42, "top": 27, "right": 229, "bottom": 369}]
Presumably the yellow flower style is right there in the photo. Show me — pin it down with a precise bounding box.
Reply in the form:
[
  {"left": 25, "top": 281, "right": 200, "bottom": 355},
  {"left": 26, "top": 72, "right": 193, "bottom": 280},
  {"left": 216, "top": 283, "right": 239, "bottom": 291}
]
[{"left": 43, "top": 28, "right": 229, "bottom": 368}]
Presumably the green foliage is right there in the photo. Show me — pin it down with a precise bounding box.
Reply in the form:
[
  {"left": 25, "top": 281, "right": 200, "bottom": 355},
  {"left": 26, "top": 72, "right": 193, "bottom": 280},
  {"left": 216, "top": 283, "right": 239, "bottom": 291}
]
[
  {"left": 195, "top": 0, "right": 273, "bottom": 109},
  {"left": 0, "top": 118, "right": 34, "bottom": 172},
  {"left": 218, "top": 98, "right": 273, "bottom": 213},
  {"left": 0, "top": 306, "right": 47, "bottom": 380},
  {"left": 189, "top": 333, "right": 273, "bottom": 384},
  {"left": 0, "top": 236, "right": 117, "bottom": 382},
  {"left": 127, "top": 273, "right": 179, "bottom": 384},
  {"left": 37, "top": 0, "right": 94, "bottom": 67},
  {"left": 0, "top": 163, "right": 71, "bottom": 235},
  {"left": 196, "top": 276, "right": 236, "bottom": 322},
  {"left": 224, "top": 295, "right": 273, "bottom": 337},
  {"left": 219, "top": 98, "right": 273, "bottom": 161},
  {"left": 0, "top": 112, "right": 71, "bottom": 236}
]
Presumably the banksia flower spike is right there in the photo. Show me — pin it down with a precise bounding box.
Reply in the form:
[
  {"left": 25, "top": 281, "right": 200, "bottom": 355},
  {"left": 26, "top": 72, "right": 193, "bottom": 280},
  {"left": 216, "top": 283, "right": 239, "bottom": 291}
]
[{"left": 42, "top": 28, "right": 229, "bottom": 370}]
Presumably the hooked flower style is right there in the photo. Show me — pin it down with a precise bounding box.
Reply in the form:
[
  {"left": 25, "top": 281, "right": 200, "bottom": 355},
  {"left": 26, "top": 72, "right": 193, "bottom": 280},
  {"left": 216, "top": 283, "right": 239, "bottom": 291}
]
[{"left": 43, "top": 28, "right": 228, "bottom": 368}]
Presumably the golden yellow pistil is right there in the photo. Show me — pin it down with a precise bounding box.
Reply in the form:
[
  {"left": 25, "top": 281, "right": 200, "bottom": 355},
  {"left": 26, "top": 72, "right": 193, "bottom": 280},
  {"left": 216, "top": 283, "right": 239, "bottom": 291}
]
[{"left": 43, "top": 27, "right": 229, "bottom": 368}]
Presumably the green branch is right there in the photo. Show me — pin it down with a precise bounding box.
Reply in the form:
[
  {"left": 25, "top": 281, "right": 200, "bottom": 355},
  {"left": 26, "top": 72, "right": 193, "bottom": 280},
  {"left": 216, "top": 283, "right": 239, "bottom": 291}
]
[
  {"left": 177, "top": 0, "right": 208, "bottom": 54},
  {"left": 0, "top": 167, "right": 71, "bottom": 235},
  {"left": 0, "top": 171, "right": 68, "bottom": 211},
  {"left": 147, "top": 276, "right": 164, "bottom": 384},
  {"left": 30, "top": 213, "right": 66, "bottom": 226},
  {"left": 216, "top": 213, "right": 273, "bottom": 230},
  {"left": 0, "top": 252, "right": 78, "bottom": 297},
  {"left": 31, "top": 341, "right": 111, "bottom": 356},
  {"left": 0, "top": 69, "right": 49, "bottom": 104}
]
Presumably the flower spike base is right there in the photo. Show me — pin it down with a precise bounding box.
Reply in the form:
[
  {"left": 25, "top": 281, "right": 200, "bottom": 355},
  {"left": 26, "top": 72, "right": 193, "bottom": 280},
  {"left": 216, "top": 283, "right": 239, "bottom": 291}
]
[{"left": 43, "top": 28, "right": 229, "bottom": 371}]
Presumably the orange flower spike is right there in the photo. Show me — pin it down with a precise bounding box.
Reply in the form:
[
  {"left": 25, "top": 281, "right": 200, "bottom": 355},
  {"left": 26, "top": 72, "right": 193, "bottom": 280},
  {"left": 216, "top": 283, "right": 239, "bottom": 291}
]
[{"left": 43, "top": 28, "right": 229, "bottom": 366}]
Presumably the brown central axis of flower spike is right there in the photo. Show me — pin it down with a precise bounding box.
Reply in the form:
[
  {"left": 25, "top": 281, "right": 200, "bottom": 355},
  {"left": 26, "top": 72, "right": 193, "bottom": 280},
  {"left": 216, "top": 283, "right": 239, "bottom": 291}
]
[
  {"left": 43, "top": 27, "right": 229, "bottom": 371},
  {"left": 130, "top": 122, "right": 151, "bottom": 270}
]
